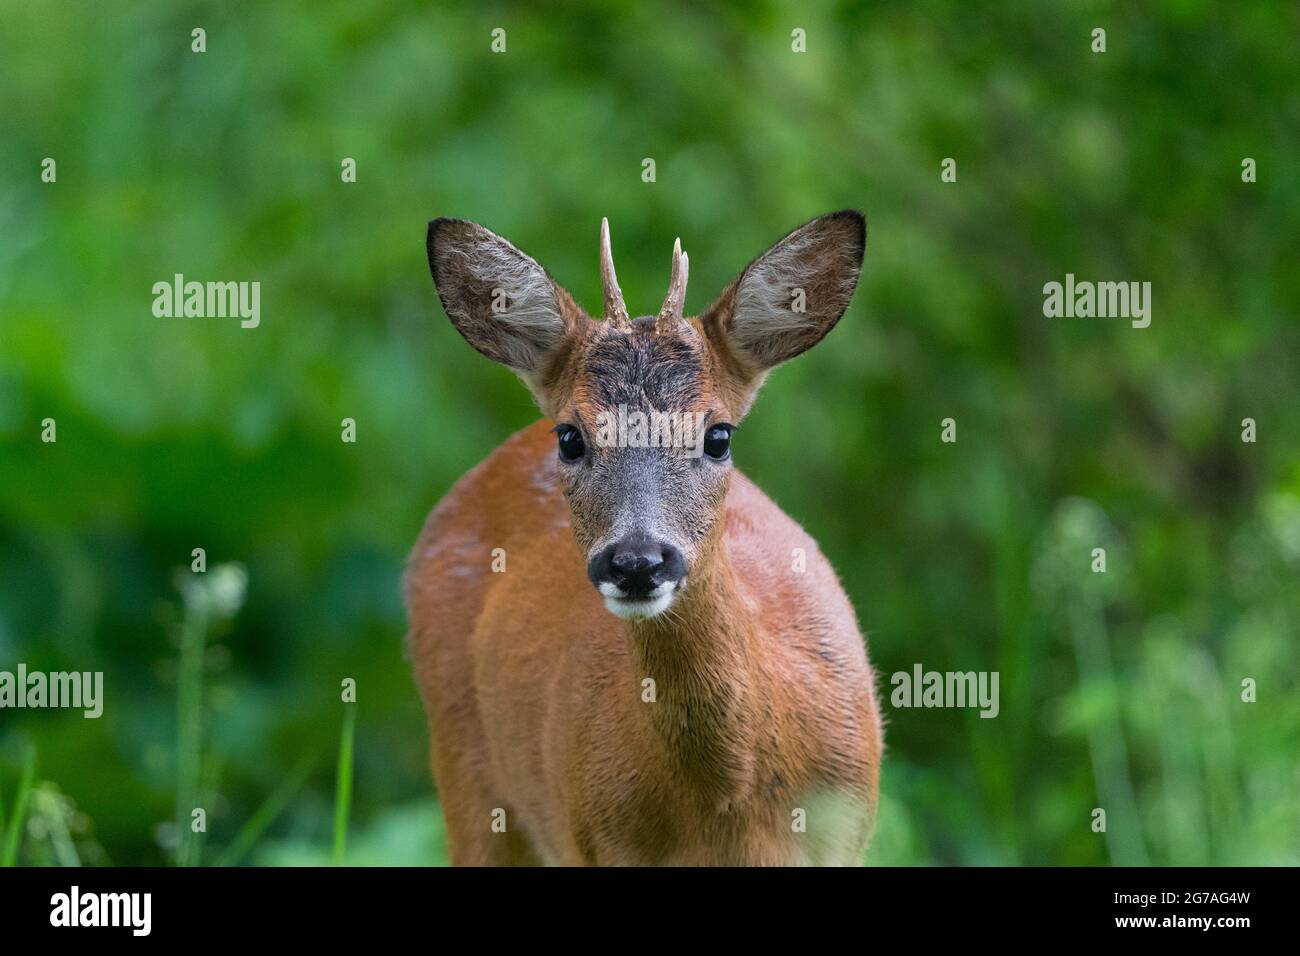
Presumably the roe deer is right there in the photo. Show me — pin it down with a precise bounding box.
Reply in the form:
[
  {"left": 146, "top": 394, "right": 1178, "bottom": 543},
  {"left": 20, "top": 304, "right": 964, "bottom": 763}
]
[{"left": 406, "top": 212, "right": 882, "bottom": 865}]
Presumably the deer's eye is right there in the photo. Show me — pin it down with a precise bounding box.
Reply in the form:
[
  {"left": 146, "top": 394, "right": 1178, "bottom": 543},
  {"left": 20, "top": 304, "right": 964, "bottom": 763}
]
[
  {"left": 556, "top": 425, "right": 586, "bottom": 462},
  {"left": 703, "top": 424, "right": 733, "bottom": 461}
]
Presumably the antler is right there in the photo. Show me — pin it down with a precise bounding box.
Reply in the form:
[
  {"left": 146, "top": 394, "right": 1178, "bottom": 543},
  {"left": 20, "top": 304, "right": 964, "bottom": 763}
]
[
  {"left": 657, "top": 237, "right": 689, "bottom": 325},
  {"left": 599, "top": 218, "right": 630, "bottom": 323}
]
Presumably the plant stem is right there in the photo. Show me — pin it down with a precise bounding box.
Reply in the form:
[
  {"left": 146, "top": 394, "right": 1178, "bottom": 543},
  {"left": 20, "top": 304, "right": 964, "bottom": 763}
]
[
  {"left": 332, "top": 704, "right": 356, "bottom": 865},
  {"left": 176, "top": 582, "right": 210, "bottom": 867}
]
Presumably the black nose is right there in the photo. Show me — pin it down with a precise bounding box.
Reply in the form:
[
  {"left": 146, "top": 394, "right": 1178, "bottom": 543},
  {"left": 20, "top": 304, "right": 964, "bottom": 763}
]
[{"left": 588, "top": 534, "right": 686, "bottom": 599}]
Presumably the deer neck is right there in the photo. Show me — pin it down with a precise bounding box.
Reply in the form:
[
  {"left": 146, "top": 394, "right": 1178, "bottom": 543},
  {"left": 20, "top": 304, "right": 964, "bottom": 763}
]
[{"left": 624, "top": 542, "right": 767, "bottom": 805}]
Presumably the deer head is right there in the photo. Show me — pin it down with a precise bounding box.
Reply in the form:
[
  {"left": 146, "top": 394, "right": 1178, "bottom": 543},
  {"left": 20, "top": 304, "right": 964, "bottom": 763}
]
[{"left": 426, "top": 211, "right": 866, "bottom": 620}]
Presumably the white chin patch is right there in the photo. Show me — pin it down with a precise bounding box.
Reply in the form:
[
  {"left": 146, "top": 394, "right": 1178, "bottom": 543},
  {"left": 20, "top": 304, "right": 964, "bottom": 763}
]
[{"left": 598, "top": 581, "right": 678, "bottom": 621}]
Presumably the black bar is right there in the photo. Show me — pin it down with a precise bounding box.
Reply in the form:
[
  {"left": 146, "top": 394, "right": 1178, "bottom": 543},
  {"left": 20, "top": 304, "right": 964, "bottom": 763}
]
[{"left": 0, "top": 866, "right": 1281, "bottom": 941}]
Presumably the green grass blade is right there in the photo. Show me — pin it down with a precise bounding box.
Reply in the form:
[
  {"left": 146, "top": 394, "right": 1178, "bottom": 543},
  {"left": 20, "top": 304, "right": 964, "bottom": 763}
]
[
  {"left": 215, "top": 754, "right": 316, "bottom": 868},
  {"left": 1, "top": 748, "right": 37, "bottom": 867},
  {"left": 332, "top": 704, "right": 356, "bottom": 866}
]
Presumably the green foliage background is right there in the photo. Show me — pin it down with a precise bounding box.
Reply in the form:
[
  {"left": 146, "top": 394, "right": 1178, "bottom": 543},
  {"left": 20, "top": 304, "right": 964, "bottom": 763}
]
[{"left": 1, "top": 1, "right": 1297, "bottom": 866}]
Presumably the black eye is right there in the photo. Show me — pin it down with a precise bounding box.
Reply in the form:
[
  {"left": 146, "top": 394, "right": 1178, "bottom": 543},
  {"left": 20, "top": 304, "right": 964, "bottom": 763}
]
[
  {"left": 703, "top": 424, "right": 732, "bottom": 461},
  {"left": 556, "top": 425, "right": 585, "bottom": 462}
]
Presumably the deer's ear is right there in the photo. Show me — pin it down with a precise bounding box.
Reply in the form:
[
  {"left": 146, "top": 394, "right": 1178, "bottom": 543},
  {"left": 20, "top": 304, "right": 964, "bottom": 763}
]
[
  {"left": 704, "top": 211, "right": 865, "bottom": 373},
  {"left": 426, "top": 218, "right": 584, "bottom": 376}
]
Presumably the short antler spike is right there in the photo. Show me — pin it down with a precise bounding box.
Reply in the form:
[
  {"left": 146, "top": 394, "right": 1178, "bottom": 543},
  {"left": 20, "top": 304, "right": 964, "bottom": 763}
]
[
  {"left": 657, "top": 237, "right": 689, "bottom": 325},
  {"left": 600, "top": 218, "right": 630, "bottom": 323}
]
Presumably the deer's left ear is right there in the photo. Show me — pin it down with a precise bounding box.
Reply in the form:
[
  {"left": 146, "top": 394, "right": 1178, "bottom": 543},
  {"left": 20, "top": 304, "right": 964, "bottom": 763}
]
[{"left": 703, "top": 210, "right": 865, "bottom": 373}]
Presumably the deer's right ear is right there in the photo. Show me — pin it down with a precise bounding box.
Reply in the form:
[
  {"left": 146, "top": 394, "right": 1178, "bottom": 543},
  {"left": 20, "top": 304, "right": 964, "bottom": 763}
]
[{"left": 426, "top": 218, "right": 584, "bottom": 378}]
